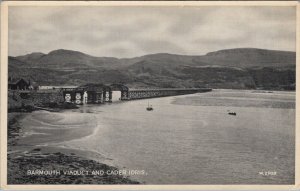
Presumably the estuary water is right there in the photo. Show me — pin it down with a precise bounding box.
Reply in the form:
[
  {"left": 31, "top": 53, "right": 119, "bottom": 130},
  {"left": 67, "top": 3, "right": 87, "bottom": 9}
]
[{"left": 19, "top": 89, "right": 295, "bottom": 184}]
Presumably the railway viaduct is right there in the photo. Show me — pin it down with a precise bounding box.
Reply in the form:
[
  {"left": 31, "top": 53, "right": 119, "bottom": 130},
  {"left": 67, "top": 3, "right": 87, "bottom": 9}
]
[{"left": 62, "top": 84, "right": 211, "bottom": 104}]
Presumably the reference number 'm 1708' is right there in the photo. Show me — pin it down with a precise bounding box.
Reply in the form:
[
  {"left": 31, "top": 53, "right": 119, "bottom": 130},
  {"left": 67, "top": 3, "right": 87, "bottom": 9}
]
[{"left": 259, "top": 171, "right": 277, "bottom": 176}]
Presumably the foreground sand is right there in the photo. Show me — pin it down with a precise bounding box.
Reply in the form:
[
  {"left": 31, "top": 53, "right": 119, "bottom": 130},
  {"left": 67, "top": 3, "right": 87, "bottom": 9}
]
[{"left": 7, "top": 112, "right": 139, "bottom": 184}]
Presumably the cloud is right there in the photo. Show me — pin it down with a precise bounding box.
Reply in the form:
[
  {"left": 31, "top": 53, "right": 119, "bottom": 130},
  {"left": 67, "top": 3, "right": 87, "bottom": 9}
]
[{"left": 8, "top": 6, "right": 296, "bottom": 57}]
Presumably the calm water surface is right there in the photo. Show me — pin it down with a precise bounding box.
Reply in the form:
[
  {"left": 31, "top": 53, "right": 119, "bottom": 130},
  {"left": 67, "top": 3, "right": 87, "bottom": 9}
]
[{"left": 20, "top": 89, "right": 296, "bottom": 184}]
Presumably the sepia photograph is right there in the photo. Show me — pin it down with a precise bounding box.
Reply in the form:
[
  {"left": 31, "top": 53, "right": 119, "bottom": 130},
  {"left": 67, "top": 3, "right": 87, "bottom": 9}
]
[{"left": 0, "top": 1, "right": 299, "bottom": 189}]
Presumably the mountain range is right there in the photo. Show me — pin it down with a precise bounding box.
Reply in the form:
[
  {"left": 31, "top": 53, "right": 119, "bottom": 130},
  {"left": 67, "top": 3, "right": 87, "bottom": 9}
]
[{"left": 8, "top": 48, "right": 296, "bottom": 90}]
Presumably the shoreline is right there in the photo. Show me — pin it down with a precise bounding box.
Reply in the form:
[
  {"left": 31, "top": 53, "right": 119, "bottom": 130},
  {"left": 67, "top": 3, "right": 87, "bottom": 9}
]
[{"left": 7, "top": 112, "right": 140, "bottom": 184}]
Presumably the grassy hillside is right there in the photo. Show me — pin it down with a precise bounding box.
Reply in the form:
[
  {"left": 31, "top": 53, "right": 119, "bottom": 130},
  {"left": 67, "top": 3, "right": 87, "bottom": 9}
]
[{"left": 9, "top": 48, "right": 296, "bottom": 90}]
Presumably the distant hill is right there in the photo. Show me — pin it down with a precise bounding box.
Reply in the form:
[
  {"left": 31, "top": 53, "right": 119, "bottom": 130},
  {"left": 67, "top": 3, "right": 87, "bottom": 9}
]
[
  {"left": 201, "top": 48, "right": 295, "bottom": 68},
  {"left": 16, "top": 52, "right": 45, "bottom": 64},
  {"left": 126, "top": 48, "right": 295, "bottom": 68},
  {"left": 9, "top": 48, "right": 296, "bottom": 90},
  {"left": 15, "top": 49, "right": 126, "bottom": 70}
]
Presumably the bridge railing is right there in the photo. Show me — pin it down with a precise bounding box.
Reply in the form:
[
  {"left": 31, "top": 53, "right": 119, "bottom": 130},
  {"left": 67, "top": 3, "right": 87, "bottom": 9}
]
[
  {"left": 129, "top": 88, "right": 211, "bottom": 91},
  {"left": 128, "top": 88, "right": 211, "bottom": 100}
]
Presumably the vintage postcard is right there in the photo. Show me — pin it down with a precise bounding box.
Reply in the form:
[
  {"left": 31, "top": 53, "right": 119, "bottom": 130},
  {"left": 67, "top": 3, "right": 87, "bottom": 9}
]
[{"left": 0, "top": 1, "right": 299, "bottom": 190}]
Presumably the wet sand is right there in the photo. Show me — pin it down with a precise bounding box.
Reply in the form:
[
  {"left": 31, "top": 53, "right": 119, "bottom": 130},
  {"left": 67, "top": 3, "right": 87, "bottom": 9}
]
[{"left": 7, "top": 112, "right": 139, "bottom": 184}]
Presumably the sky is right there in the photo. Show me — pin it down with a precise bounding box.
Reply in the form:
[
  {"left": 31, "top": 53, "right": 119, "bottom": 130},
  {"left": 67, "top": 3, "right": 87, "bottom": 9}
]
[{"left": 8, "top": 6, "right": 296, "bottom": 58}]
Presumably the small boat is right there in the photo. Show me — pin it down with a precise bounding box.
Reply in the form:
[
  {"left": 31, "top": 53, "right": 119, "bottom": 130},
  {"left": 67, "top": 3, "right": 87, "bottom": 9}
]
[
  {"left": 146, "top": 102, "right": 153, "bottom": 111},
  {"left": 227, "top": 110, "right": 236, "bottom": 116},
  {"left": 228, "top": 112, "right": 236, "bottom": 116}
]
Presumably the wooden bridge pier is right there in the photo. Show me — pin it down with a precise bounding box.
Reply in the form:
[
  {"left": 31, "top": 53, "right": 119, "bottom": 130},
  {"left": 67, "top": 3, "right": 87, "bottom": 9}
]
[
  {"left": 120, "top": 90, "right": 129, "bottom": 100},
  {"left": 62, "top": 88, "right": 85, "bottom": 105},
  {"left": 103, "top": 90, "right": 112, "bottom": 102}
]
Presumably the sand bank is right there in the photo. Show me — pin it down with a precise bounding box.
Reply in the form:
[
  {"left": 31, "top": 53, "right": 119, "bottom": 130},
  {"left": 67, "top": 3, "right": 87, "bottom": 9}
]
[{"left": 7, "top": 112, "right": 139, "bottom": 184}]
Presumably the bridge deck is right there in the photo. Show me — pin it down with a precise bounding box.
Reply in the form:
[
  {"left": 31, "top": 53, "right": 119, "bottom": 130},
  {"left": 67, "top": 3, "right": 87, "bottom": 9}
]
[
  {"left": 128, "top": 88, "right": 212, "bottom": 100},
  {"left": 60, "top": 87, "right": 212, "bottom": 104},
  {"left": 129, "top": 88, "right": 211, "bottom": 91}
]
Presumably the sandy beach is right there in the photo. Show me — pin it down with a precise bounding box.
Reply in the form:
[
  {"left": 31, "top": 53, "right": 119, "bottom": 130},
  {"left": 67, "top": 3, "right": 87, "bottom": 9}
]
[{"left": 7, "top": 112, "right": 139, "bottom": 184}]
